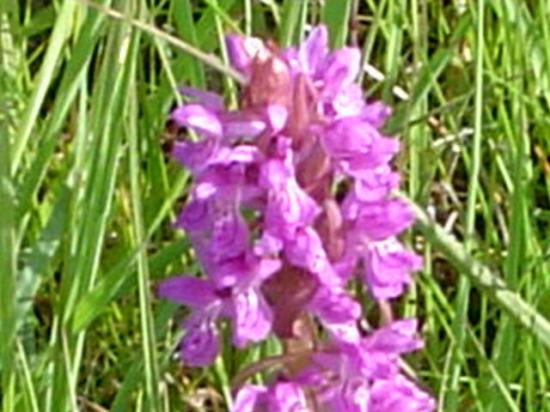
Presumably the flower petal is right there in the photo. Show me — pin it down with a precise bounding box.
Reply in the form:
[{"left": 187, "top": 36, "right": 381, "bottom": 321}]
[
  {"left": 222, "top": 113, "right": 266, "bottom": 139},
  {"left": 179, "top": 87, "right": 224, "bottom": 111},
  {"left": 355, "top": 199, "right": 415, "bottom": 240},
  {"left": 364, "top": 319, "right": 423, "bottom": 355},
  {"left": 354, "top": 167, "right": 400, "bottom": 202},
  {"left": 180, "top": 314, "right": 220, "bottom": 367},
  {"left": 322, "top": 47, "right": 361, "bottom": 97},
  {"left": 157, "top": 276, "right": 216, "bottom": 308},
  {"left": 231, "top": 288, "right": 273, "bottom": 347},
  {"left": 300, "top": 25, "right": 329, "bottom": 75},
  {"left": 266, "top": 104, "right": 288, "bottom": 133},
  {"left": 267, "top": 382, "right": 309, "bottom": 411},
  {"left": 284, "top": 227, "right": 337, "bottom": 285},
  {"left": 232, "top": 385, "right": 267, "bottom": 412},
  {"left": 171, "top": 104, "right": 222, "bottom": 137},
  {"left": 369, "top": 374, "right": 436, "bottom": 412},
  {"left": 176, "top": 197, "right": 212, "bottom": 233},
  {"left": 362, "top": 101, "right": 392, "bottom": 128},
  {"left": 226, "top": 35, "right": 270, "bottom": 73},
  {"left": 364, "top": 239, "right": 422, "bottom": 299},
  {"left": 209, "top": 210, "right": 249, "bottom": 261},
  {"left": 172, "top": 136, "right": 219, "bottom": 172}
]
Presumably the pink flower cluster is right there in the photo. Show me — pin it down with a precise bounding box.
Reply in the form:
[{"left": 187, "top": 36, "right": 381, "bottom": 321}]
[{"left": 159, "top": 26, "right": 434, "bottom": 411}]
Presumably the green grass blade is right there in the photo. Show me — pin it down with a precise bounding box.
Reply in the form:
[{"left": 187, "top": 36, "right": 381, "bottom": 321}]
[
  {"left": 446, "top": 2, "right": 485, "bottom": 410},
  {"left": 79, "top": 0, "right": 245, "bottom": 84},
  {"left": 322, "top": 0, "right": 352, "bottom": 48},
  {"left": 408, "top": 197, "right": 550, "bottom": 350},
  {"left": 72, "top": 176, "right": 189, "bottom": 332},
  {"left": 0, "top": 76, "right": 17, "bottom": 412},
  {"left": 170, "top": 0, "right": 206, "bottom": 88},
  {"left": 11, "top": 0, "right": 77, "bottom": 174},
  {"left": 127, "top": 37, "right": 161, "bottom": 409},
  {"left": 279, "top": 0, "right": 303, "bottom": 47}
]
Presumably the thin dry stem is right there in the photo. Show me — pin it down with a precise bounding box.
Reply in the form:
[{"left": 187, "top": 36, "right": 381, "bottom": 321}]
[{"left": 77, "top": 0, "right": 246, "bottom": 85}]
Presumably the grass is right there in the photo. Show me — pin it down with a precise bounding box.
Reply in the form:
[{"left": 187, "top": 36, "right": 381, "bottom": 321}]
[{"left": 1, "top": 0, "right": 549, "bottom": 411}]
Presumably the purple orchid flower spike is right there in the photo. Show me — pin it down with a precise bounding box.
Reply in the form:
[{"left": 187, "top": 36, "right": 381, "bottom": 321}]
[{"left": 160, "top": 23, "right": 434, "bottom": 411}]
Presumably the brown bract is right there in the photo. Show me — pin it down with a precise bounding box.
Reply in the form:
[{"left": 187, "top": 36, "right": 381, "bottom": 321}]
[
  {"left": 261, "top": 266, "right": 318, "bottom": 339},
  {"left": 242, "top": 53, "right": 291, "bottom": 109}
]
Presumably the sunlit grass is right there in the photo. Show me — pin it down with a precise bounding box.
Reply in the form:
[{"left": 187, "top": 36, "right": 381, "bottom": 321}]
[{"left": 1, "top": 1, "right": 549, "bottom": 411}]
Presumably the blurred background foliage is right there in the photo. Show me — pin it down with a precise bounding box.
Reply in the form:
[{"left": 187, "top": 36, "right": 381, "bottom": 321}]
[{"left": 0, "top": 0, "right": 549, "bottom": 411}]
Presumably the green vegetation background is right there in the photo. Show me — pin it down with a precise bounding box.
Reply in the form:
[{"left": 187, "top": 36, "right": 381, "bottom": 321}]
[{"left": 0, "top": 0, "right": 549, "bottom": 411}]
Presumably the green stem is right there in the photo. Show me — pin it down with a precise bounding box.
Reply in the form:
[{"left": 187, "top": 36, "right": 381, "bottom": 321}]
[{"left": 403, "top": 195, "right": 550, "bottom": 350}]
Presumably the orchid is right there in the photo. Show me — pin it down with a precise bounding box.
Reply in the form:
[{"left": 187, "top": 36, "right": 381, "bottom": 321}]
[{"left": 159, "top": 25, "right": 434, "bottom": 411}]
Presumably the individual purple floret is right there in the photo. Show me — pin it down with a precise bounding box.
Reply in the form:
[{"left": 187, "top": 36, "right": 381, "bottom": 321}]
[
  {"left": 233, "top": 381, "right": 309, "bottom": 412},
  {"left": 232, "top": 320, "right": 435, "bottom": 412},
  {"left": 159, "top": 25, "right": 433, "bottom": 410},
  {"left": 158, "top": 252, "right": 280, "bottom": 366}
]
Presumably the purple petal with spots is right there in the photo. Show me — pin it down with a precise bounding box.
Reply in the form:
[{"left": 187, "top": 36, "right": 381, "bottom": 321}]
[
  {"left": 180, "top": 313, "right": 220, "bottom": 367},
  {"left": 231, "top": 287, "right": 273, "bottom": 347},
  {"left": 364, "top": 239, "right": 423, "bottom": 299}
]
